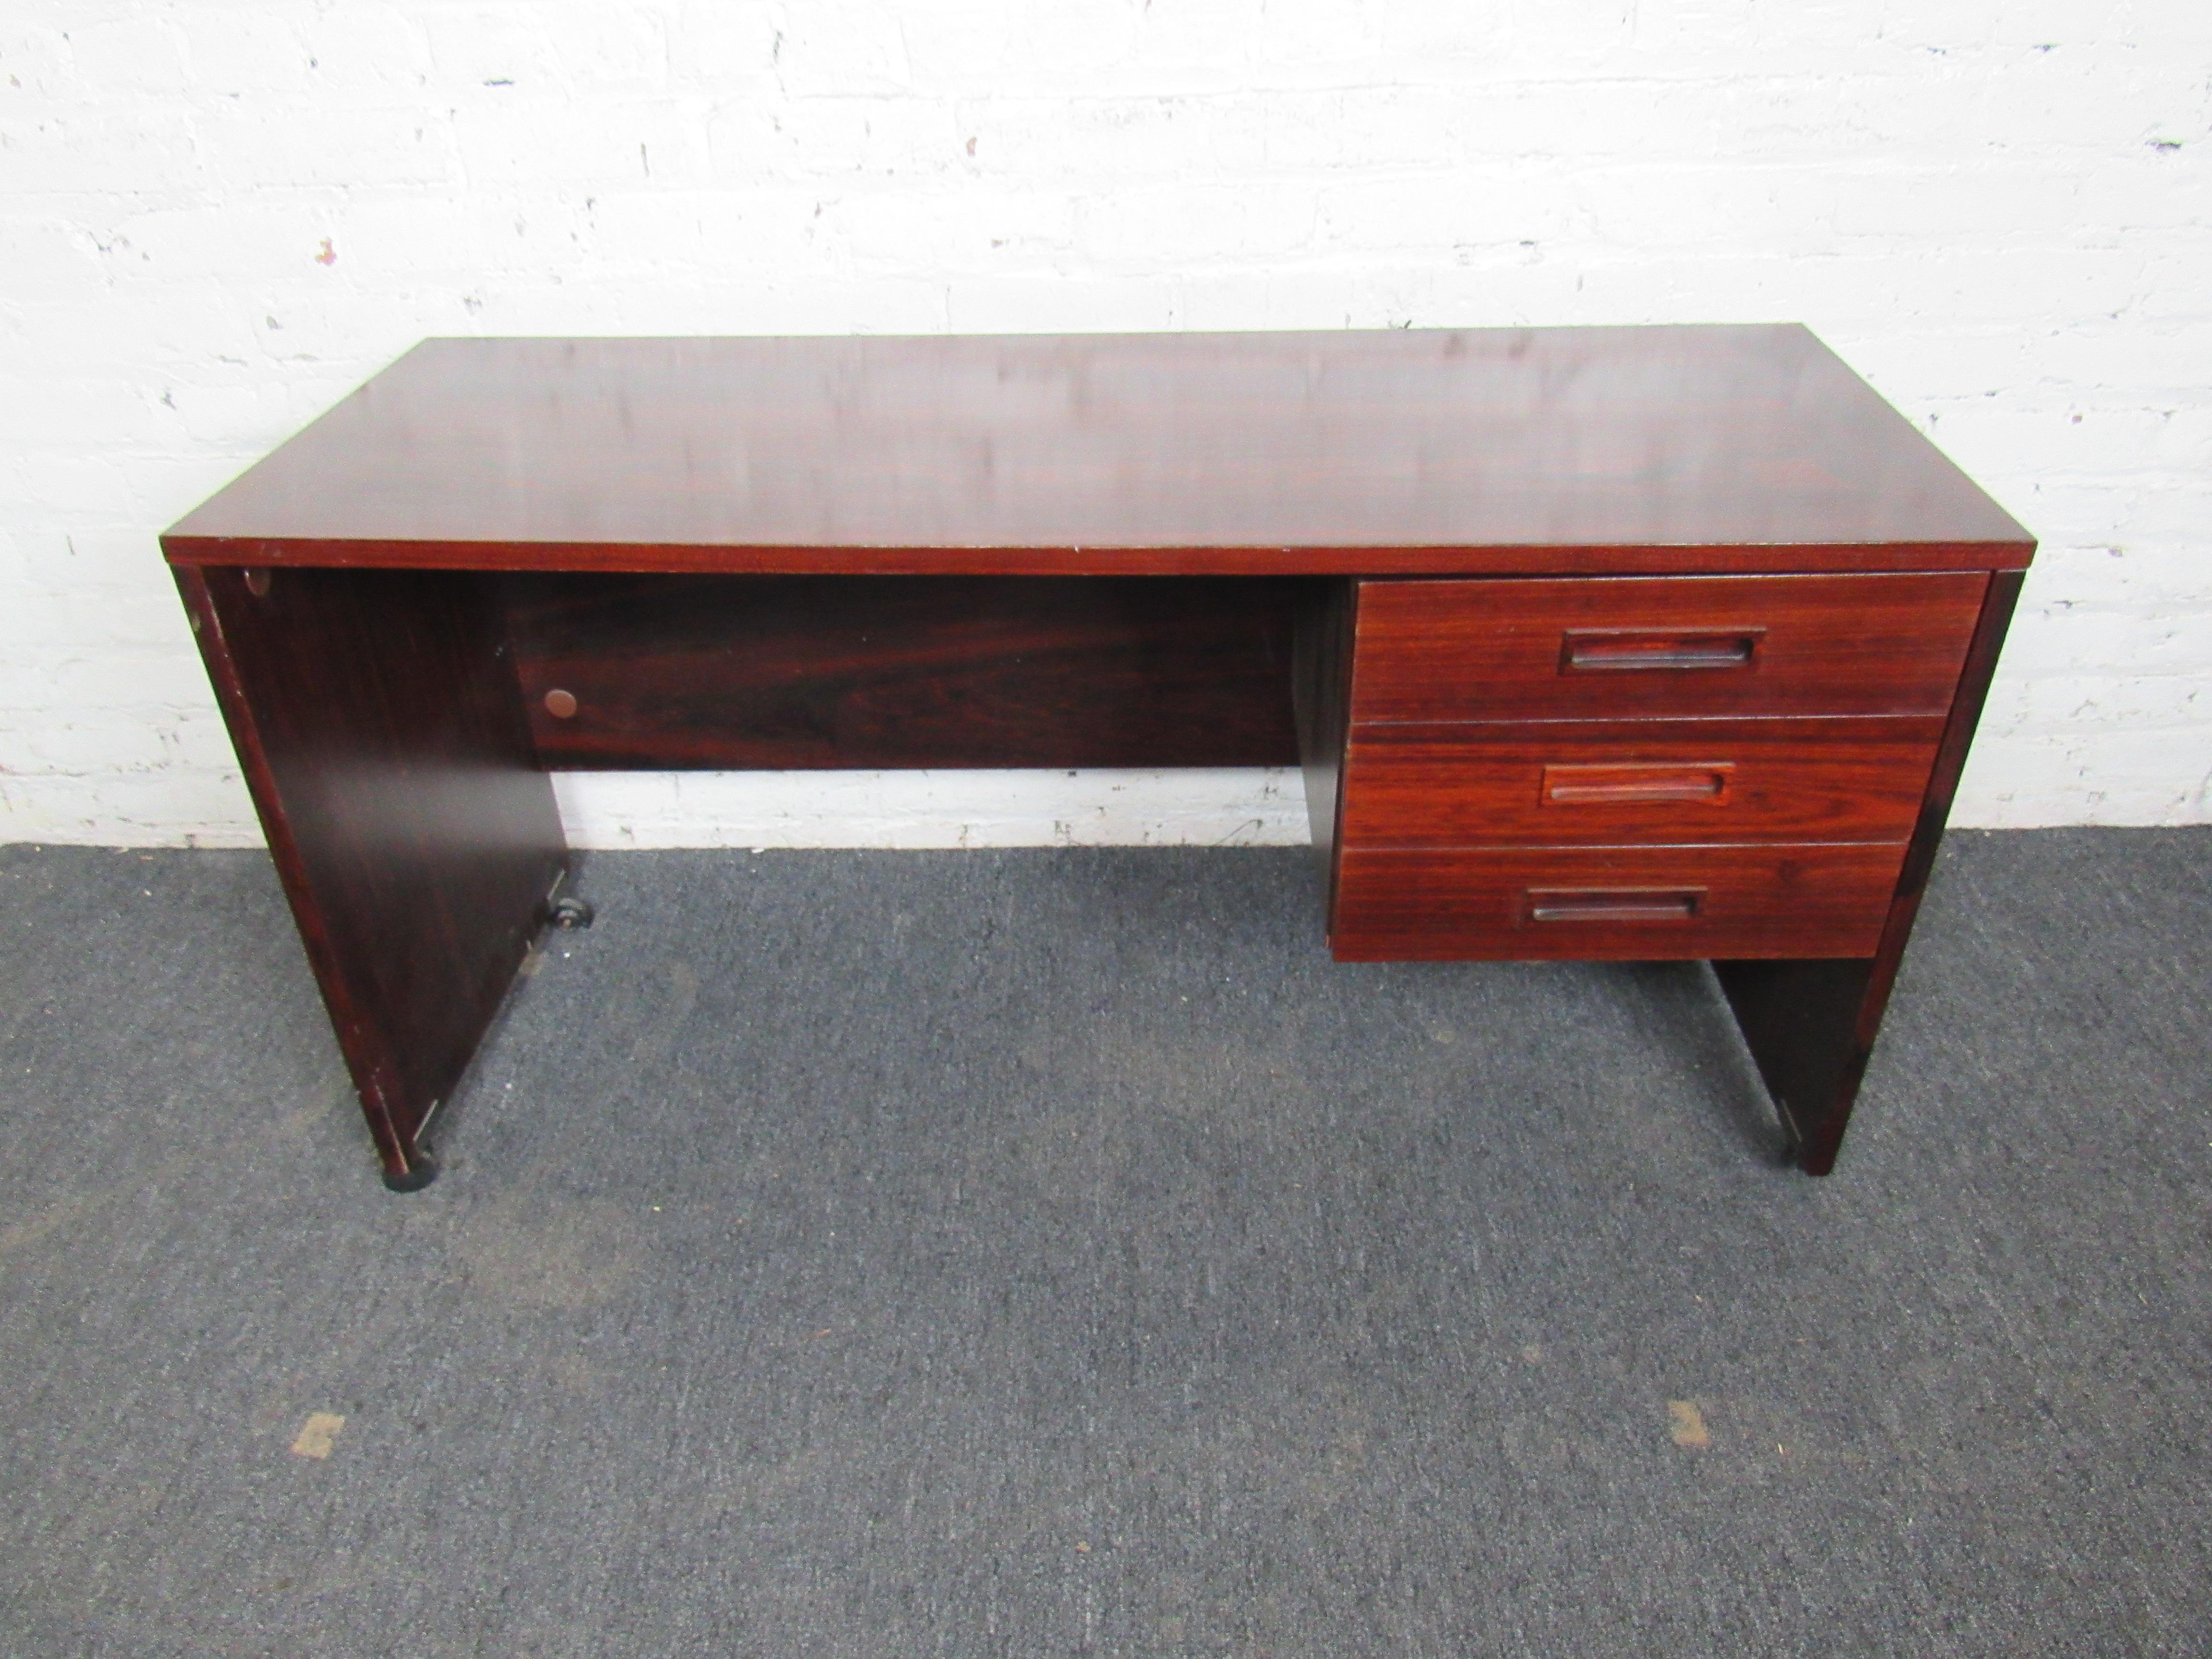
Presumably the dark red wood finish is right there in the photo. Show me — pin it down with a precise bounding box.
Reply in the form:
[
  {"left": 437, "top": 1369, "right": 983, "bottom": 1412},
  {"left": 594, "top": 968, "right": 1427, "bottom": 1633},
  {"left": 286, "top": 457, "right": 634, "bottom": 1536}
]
[
  {"left": 173, "top": 565, "right": 565, "bottom": 1187},
  {"left": 160, "top": 327, "right": 2035, "bottom": 1184},
  {"left": 1291, "top": 578, "right": 1358, "bottom": 876},
  {"left": 1715, "top": 570, "right": 2026, "bottom": 1174},
  {"left": 1331, "top": 841, "right": 1909, "bottom": 962},
  {"left": 503, "top": 574, "right": 1306, "bottom": 770},
  {"left": 1348, "top": 573, "right": 1991, "bottom": 723},
  {"left": 164, "top": 329, "right": 2032, "bottom": 576},
  {"left": 1338, "top": 718, "right": 1945, "bottom": 847}
]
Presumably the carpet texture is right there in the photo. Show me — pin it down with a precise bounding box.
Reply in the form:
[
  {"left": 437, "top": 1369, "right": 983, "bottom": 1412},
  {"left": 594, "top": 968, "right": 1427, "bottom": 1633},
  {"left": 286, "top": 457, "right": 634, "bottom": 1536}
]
[{"left": 0, "top": 830, "right": 2206, "bottom": 1657}]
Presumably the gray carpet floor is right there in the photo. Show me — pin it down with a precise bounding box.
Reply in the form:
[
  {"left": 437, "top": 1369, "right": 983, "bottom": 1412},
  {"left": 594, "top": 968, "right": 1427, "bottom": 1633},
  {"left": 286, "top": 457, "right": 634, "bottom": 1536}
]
[{"left": 0, "top": 830, "right": 2207, "bottom": 1658}]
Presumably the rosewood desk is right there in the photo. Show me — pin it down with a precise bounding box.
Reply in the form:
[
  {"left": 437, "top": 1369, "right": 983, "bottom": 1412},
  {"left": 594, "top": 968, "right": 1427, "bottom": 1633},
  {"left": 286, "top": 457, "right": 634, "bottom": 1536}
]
[{"left": 162, "top": 327, "right": 2033, "bottom": 1190}]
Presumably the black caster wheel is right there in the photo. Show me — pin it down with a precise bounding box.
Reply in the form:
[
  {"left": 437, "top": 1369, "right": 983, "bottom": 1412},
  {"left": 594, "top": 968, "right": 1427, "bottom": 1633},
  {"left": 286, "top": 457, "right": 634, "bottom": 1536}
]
[
  {"left": 382, "top": 1147, "right": 440, "bottom": 1192},
  {"left": 550, "top": 895, "right": 595, "bottom": 930}
]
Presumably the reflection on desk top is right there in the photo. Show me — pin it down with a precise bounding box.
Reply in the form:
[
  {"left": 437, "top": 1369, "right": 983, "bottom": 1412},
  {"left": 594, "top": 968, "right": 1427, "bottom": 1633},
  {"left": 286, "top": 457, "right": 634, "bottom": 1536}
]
[{"left": 162, "top": 325, "right": 2033, "bottom": 577}]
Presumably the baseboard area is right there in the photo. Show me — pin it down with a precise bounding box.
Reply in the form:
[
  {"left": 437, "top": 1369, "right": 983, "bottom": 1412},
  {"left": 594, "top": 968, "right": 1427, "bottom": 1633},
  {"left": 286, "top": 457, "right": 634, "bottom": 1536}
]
[{"left": 549, "top": 768, "right": 1312, "bottom": 849}]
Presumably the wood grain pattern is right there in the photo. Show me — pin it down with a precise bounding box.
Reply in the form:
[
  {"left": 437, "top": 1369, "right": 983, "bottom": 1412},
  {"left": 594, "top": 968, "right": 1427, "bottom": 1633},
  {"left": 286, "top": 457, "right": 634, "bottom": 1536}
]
[
  {"left": 1349, "top": 572, "right": 1991, "bottom": 723},
  {"left": 503, "top": 574, "right": 1307, "bottom": 769},
  {"left": 1337, "top": 717, "right": 1945, "bottom": 848},
  {"left": 154, "top": 327, "right": 2039, "bottom": 1185},
  {"left": 173, "top": 565, "right": 566, "bottom": 1186},
  {"left": 1330, "top": 842, "right": 1908, "bottom": 962},
  {"left": 1291, "top": 578, "right": 1358, "bottom": 879},
  {"left": 162, "top": 329, "right": 2033, "bottom": 575},
  {"left": 1716, "top": 569, "right": 2026, "bottom": 1174}
]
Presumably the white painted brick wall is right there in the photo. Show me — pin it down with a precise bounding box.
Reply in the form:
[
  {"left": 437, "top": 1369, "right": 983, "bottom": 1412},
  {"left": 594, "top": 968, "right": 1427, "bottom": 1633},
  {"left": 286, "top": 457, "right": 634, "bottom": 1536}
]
[{"left": 4, "top": 0, "right": 2208, "bottom": 847}]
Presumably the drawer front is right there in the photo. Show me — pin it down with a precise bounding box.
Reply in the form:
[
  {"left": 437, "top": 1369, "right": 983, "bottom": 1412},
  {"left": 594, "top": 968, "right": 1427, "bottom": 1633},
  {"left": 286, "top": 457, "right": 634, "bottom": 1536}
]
[
  {"left": 1350, "top": 572, "right": 1988, "bottom": 723},
  {"left": 1338, "top": 718, "right": 1943, "bottom": 848},
  {"left": 1331, "top": 842, "right": 1905, "bottom": 961}
]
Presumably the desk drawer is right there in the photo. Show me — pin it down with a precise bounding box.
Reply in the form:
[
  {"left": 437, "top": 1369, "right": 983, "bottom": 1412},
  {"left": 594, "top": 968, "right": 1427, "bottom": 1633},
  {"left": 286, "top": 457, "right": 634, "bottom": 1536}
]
[
  {"left": 1338, "top": 718, "right": 1942, "bottom": 848},
  {"left": 1331, "top": 842, "right": 1905, "bottom": 961},
  {"left": 1350, "top": 573, "right": 1987, "bottom": 723}
]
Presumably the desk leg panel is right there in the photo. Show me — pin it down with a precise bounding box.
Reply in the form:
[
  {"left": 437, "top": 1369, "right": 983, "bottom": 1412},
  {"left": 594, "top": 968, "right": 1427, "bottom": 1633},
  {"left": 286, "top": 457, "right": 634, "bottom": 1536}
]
[
  {"left": 175, "top": 565, "right": 567, "bottom": 1187},
  {"left": 1716, "top": 569, "right": 2022, "bottom": 1174},
  {"left": 1291, "top": 577, "right": 1356, "bottom": 889}
]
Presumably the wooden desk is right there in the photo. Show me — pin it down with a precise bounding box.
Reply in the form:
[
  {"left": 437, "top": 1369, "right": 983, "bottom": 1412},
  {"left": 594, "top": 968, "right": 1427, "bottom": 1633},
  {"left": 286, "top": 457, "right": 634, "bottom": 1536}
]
[{"left": 162, "top": 327, "right": 2033, "bottom": 1189}]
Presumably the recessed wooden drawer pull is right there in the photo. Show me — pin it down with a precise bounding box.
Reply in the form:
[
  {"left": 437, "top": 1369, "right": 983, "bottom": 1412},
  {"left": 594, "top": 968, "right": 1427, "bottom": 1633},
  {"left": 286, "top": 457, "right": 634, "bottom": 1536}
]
[
  {"left": 1540, "top": 761, "right": 1734, "bottom": 806},
  {"left": 1526, "top": 888, "right": 1705, "bottom": 923},
  {"left": 1560, "top": 628, "right": 1763, "bottom": 673}
]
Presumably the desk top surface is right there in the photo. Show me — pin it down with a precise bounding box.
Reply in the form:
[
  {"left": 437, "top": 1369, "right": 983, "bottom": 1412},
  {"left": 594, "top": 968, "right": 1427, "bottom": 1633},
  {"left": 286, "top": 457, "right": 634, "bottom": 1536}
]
[{"left": 164, "top": 325, "right": 2032, "bottom": 576}]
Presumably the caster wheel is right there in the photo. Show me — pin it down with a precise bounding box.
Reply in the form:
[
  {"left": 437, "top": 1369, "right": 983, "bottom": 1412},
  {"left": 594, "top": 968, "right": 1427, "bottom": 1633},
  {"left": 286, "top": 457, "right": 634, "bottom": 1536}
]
[
  {"left": 550, "top": 895, "right": 595, "bottom": 930},
  {"left": 382, "top": 1147, "right": 440, "bottom": 1192}
]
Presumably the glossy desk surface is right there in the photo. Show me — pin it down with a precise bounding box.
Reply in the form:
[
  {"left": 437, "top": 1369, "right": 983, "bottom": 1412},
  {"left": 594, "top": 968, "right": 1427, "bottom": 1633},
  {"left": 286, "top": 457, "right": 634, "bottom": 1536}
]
[
  {"left": 161, "top": 324, "right": 2035, "bottom": 1186},
  {"left": 164, "top": 326, "right": 2032, "bottom": 577}
]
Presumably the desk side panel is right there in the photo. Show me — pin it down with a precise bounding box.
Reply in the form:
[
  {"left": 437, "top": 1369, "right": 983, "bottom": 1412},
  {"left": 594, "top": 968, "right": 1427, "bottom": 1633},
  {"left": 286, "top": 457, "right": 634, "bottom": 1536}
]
[
  {"left": 174, "top": 564, "right": 566, "bottom": 1183},
  {"left": 1291, "top": 577, "right": 1356, "bottom": 875},
  {"left": 1716, "top": 568, "right": 2023, "bottom": 1174}
]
